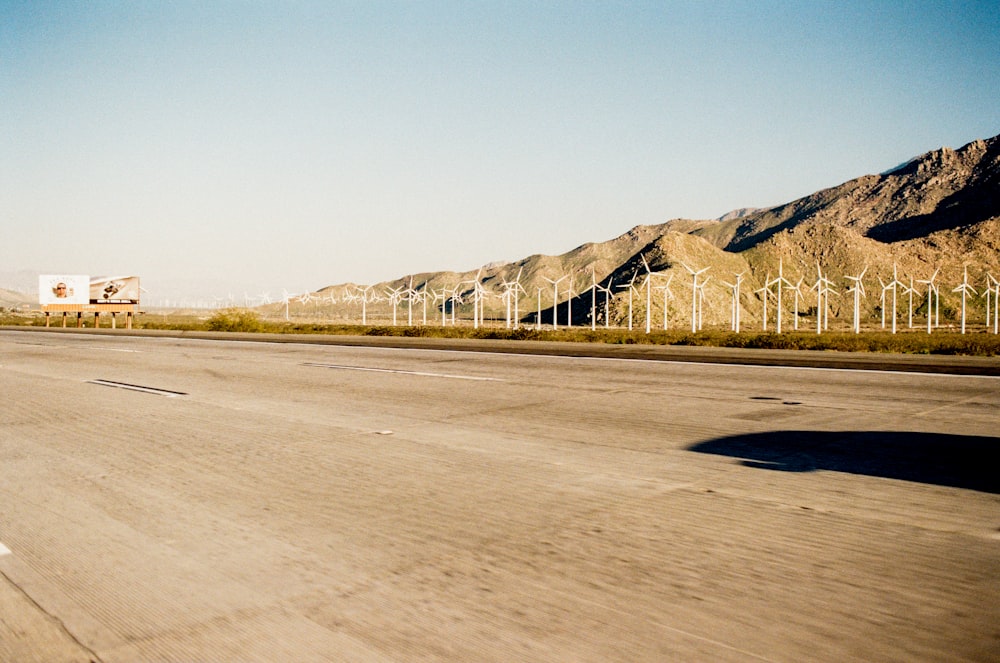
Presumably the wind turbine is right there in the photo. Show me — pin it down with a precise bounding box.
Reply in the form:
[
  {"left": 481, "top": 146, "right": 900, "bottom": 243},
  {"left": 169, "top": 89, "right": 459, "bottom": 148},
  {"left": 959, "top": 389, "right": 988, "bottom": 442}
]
[
  {"left": 432, "top": 287, "right": 448, "bottom": 326},
  {"left": 696, "top": 276, "right": 710, "bottom": 331},
  {"left": 536, "top": 286, "right": 545, "bottom": 330},
  {"left": 680, "top": 263, "right": 709, "bottom": 333},
  {"left": 542, "top": 273, "right": 569, "bottom": 330},
  {"left": 754, "top": 274, "right": 771, "bottom": 332},
  {"left": 639, "top": 256, "right": 657, "bottom": 334},
  {"left": 419, "top": 283, "right": 429, "bottom": 326},
  {"left": 881, "top": 263, "right": 905, "bottom": 334},
  {"left": 902, "top": 276, "right": 917, "bottom": 329},
  {"left": 811, "top": 263, "right": 836, "bottom": 334},
  {"left": 602, "top": 277, "right": 614, "bottom": 329},
  {"left": 844, "top": 267, "right": 867, "bottom": 334},
  {"left": 386, "top": 285, "right": 405, "bottom": 326},
  {"left": 915, "top": 268, "right": 942, "bottom": 331},
  {"left": 564, "top": 272, "right": 577, "bottom": 329},
  {"left": 449, "top": 285, "right": 463, "bottom": 326},
  {"left": 404, "top": 277, "right": 417, "bottom": 326},
  {"left": 952, "top": 265, "right": 977, "bottom": 334},
  {"left": 655, "top": 274, "right": 674, "bottom": 331},
  {"left": 588, "top": 268, "right": 600, "bottom": 331},
  {"left": 769, "top": 259, "right": 794, "bottom": 333},
  {"left": 721, "top": 272, "right": 744, "bottom": 333},
  {"left": 985, "top": 273, "right": 999, "bottom": 334},
  {"left": 618, "top": 272, "right": 638, "bottom": 331},
  {"left": 513, "top": 273, "right": 527, "bottom": 328},
  {"left": 361, "top": 285, "right": 375, "bottom": 325},
  {"left": 787, "top": 276, "right": 805, "bottom": 330}
]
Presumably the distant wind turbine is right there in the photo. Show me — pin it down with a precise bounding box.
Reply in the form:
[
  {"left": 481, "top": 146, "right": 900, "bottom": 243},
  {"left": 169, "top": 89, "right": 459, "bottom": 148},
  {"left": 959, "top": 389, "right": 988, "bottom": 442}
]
[
  {"left": 952, "top": 265, "right": 977, "bottom": 334},
  {"left": 844, "top": 267, "right": 867, "bottom": 334},
  {"left": 680, "top": 263, "right": 709, "bottom": 333}
]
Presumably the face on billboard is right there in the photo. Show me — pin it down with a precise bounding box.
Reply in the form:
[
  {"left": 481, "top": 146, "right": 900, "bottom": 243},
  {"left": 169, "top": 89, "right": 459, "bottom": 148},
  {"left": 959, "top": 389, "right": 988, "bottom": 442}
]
[{"left": 39, "top": 275, "right": 89, "bottom": 305}]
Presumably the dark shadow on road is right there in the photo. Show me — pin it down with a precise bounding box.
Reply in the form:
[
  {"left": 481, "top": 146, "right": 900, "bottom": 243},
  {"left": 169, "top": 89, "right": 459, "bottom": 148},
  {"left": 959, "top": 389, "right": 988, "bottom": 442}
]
[{"left": 688, "top": 431, "right": 999, "bottom": 493}]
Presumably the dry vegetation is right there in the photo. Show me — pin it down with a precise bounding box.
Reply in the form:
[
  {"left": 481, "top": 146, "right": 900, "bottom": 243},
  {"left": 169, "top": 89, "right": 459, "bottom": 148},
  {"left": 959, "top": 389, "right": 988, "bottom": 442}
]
[{"left": 5, "top": 308, "right": 998, "bottom": 356}]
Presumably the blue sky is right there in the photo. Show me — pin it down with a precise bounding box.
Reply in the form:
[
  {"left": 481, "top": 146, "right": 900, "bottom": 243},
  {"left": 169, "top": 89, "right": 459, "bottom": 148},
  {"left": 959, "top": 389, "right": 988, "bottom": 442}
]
[{"left": 2, "top": 1, "right": 998, "bottom": 301}]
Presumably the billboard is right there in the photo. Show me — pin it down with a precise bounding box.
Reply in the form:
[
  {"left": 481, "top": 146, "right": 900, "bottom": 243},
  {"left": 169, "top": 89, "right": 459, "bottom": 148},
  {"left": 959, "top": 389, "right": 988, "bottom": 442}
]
[
  {"left": 39, "top": 275, "right": 89, "bottom": 305},
  {"left": 39, "top": 275, "right": 141, "bottom": 306},
  {"left": 90, "top": 276, "right": 140, "bottom": 304}
]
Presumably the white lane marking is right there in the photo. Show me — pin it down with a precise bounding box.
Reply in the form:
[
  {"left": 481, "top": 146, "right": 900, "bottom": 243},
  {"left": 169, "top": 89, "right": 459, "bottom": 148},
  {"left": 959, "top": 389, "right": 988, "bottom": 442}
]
[
  {"left": 91, "top": 347, "right": 142, "bottom": 353},
  {"left": 86, "top": 379, "right": 187, "bottom": 397},
  {"left": 0, "top": 542, "right": 11, "bottom": 556},
  {"left": 302, "top": 362, "right": 501, "bottom": 381},
  {"left": 361, "top": 346, "right": 1000, "bottom": 380}
]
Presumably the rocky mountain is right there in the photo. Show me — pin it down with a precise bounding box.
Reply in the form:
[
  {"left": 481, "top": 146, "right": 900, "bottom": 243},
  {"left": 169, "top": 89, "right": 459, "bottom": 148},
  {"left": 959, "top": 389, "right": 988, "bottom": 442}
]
[{"left": 304, "top": 133, "right": 999, "bottom": 329}]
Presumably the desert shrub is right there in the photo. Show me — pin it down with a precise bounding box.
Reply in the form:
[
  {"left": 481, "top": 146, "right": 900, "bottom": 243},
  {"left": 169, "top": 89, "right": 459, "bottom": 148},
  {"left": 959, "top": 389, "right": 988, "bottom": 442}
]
[{"left": 206, "top": 308, "right": 264, "bottom": 332}]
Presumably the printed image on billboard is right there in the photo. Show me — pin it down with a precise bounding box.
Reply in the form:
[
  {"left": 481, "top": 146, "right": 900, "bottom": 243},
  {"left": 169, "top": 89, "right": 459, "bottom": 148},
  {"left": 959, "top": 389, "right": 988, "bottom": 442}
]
[
  {"left": 90, "top": 276, "right": 140, "bottom": 304},
  {"left": 39, "top": 275, "right": 90, "bottom": 305}
]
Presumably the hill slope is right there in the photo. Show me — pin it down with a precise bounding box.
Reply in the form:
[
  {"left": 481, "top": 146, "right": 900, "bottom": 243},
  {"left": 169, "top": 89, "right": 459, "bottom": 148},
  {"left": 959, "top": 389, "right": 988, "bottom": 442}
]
[{"left": 304, "top": 134, "right": 998, "bottom": 327}]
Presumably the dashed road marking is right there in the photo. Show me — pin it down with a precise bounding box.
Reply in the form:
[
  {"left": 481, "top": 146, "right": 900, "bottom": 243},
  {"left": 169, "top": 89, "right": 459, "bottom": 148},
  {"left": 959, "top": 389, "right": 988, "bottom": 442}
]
[
  {"left": 86, "top": 379, "right": 187, "bottom": 397},
  {"left": 303, "top": 362, "right": 501, "bottom": 381},
  {"left": 0, "top": 542, "right": 11, "bottom": 556}
]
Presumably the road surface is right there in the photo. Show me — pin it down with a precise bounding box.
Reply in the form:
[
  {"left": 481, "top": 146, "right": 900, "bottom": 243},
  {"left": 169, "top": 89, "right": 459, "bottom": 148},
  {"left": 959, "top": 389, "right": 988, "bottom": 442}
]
[{"left": 1, "top": 330, "right": 998, "bottom": 662}]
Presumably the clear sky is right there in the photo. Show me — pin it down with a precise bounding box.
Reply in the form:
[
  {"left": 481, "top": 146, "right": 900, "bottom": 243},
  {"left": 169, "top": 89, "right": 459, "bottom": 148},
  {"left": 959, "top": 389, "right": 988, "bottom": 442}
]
[{"left": 3, "top": 1, "right": 999, "bottom": 302}]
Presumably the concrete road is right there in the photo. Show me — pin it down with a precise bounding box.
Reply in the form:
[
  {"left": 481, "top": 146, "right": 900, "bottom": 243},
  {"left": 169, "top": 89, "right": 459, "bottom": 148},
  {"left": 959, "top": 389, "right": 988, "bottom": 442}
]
[{"left": 1, "top": 329, "right": 998, "bottom": 662}]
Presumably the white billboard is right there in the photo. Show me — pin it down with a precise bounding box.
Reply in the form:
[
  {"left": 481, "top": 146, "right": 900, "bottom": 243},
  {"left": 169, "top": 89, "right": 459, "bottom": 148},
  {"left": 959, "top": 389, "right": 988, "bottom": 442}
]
[
  {"left": 39, "top": 275, "right": 89, "bottom": 305},
  {"left": 90, "top": 276, "right": 140, "bottom": 303}
]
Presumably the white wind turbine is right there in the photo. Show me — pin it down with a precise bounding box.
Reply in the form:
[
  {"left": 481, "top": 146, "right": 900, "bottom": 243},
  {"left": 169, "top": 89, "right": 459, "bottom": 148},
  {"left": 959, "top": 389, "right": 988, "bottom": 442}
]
[
  {"left": 721, "top": 272, "right": 744, "bottom": 333},
  {"left": 513, "top": 273, "right": 527, "bottom": 328},
  {"left": 449, "top": 285, "right": 463, "bottom": 326},
  {"left": 564, "top": 272, "right": 577, "bottom": 329},
  {"left": 618, "top": 272, "right": 638, "bottom": 331},
  {"left": 696, "top": 276, "right": 710, "bottom": 331},
  {"left": 844, "top": 267, "right": 867, "bottom": 334},
  {"left": 432, "top": 287, "right": 448, "bottom": 326},
  {"left": 811, "top": 263, "right": 837, "bottom": 334},
  {"left": 542, "top": 273, "right": 569, "bottom": 330},
  {"left": 680, "top": 263, "right": 710, "bottom": 333},
  {"left": 769, "top": 259, "right": 794, "bottom": 333},
  {"left": 655, "top": 274, "right": 674, "bottom": 331},
  {"left": 403, "top": 277, "right": 417, "bottom": 326},
  {"left": 535, "top": 286, "right": 545, "bottom": 330},
  {"left": 754, "top": 274, "right": 771, "bottom": 332},
  {"left": 499, "top": 268, "right": 525, "bottom": 329},
  {"left": 500, "top": 276, "right": 516, "bottom": 329},
  {"left": 952, "top": 265, "right": 977, "bottom": 334},
  {"left": 985, "top": 273, "right": 999, "bottom": 334},
  {"left": 471, "top": 273, "right": 489, "bottom": 329},
  {"left": 386, "top": 285, "right": 405, "bottom": 326},
  {"left": 639, "top": 256, "right": 657, "bottom": 334},
  {"left": 787, "top": 277, "right": 805, "bottom": 330},
  {"left": 587, "top": 268, "right": 600, "bottom": 331},
  {"left": 361, "top": 285, "right": 375, "bottom": 325},
  {"left": 601, "top": 277, "right": 614, "bottom": 329},
  {"left": 902, "top": 276, "right": 917, "bottom": 329},
  {"left": 881, "top": 263, "right": 906, "bottom": 334},
  {"left": 419, "top": 284, "right": 429, "bottom": 326}
]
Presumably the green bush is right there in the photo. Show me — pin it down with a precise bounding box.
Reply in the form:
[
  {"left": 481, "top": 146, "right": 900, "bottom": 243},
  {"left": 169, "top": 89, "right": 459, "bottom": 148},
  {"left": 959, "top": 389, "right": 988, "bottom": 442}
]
[{"left": 206, "top": 308, "right": 264, "bottom": 332}]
